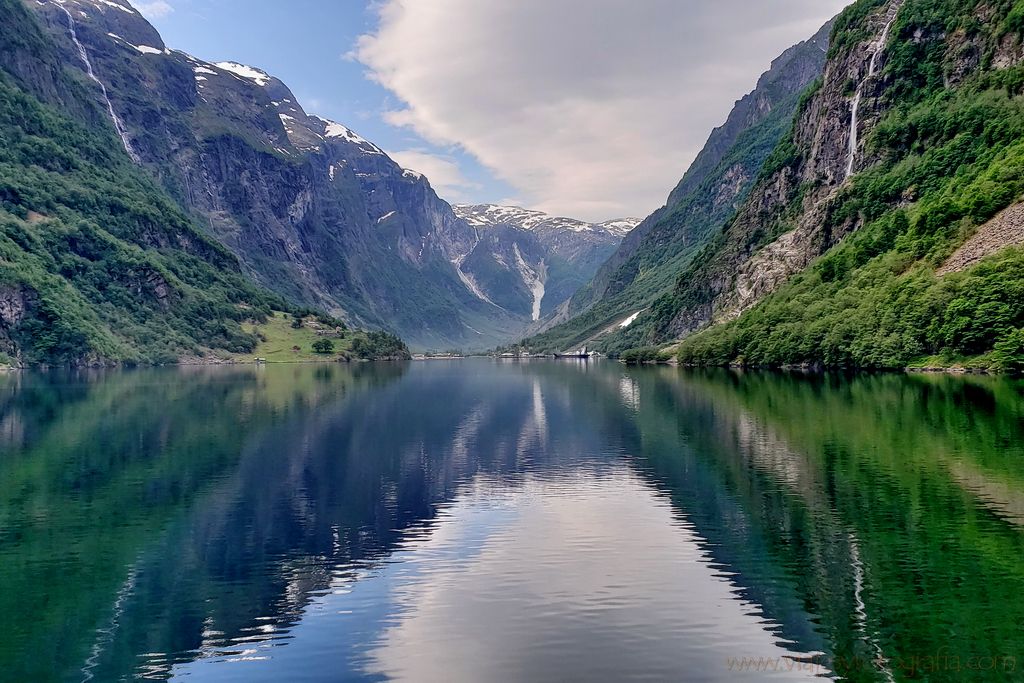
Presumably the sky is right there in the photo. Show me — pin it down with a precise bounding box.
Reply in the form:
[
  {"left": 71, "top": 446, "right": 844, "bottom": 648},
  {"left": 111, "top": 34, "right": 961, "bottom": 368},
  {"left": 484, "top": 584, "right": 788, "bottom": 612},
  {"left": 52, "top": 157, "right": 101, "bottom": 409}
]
[{"left": 135, "top": 0, "right": 850, "bottom": 222}]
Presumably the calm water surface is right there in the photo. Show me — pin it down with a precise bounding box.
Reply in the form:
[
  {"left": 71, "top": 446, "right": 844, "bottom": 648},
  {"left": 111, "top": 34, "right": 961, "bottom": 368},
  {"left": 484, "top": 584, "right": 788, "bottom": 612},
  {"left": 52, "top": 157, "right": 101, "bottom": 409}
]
[{"left": 2, "top": 361, "right": 1023, "bottom": 681}]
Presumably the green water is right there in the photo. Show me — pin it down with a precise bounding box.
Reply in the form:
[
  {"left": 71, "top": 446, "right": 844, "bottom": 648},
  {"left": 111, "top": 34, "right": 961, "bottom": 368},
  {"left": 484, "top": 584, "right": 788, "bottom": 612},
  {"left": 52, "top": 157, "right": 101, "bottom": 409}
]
[{"left": 1, "top": 361, "right": 1022, "bottom": 681}]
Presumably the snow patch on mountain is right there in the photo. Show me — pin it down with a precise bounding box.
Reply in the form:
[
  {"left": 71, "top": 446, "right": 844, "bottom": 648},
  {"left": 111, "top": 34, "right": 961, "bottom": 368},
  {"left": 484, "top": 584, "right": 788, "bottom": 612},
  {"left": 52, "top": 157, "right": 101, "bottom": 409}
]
[
  {"left": 78, "top": 0, "right": 136, "bottom": 14},
  {"left": 312, "top": 117, "right": 385, "bottom": 156},
  {"left": 599, "top": 218, "right": 643, "bottom": 237},
  {"left": 453, "top": 204, "right": 639, "bottom": 237},
  {"left": 215, "top": 61, "right": 271, "bottom": 86},
  {"left": 619, "top": 311, "right": 642, "bottom": 328},
  {"left": 454, "top": 261, "right": 502, "bottom": 309},
  {"left": 104, "top": 32, "right": 165, "bottom": 54}
]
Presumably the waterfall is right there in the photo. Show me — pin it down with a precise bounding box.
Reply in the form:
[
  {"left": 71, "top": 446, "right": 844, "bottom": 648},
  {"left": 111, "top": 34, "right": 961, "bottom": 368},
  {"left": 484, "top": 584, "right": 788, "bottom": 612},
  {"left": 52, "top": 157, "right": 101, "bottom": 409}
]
[
  {"left": 845, "top": 89, "right": 863, "bottom": 180},
  {"left": 56, "top": 2, "right": 140, "bottom": 163},
  {"left": 513, "top": 243, "right": 545, "bottom": 322},
  {"left": 844, "top": 1, "right": 902, "bottom": 180}
]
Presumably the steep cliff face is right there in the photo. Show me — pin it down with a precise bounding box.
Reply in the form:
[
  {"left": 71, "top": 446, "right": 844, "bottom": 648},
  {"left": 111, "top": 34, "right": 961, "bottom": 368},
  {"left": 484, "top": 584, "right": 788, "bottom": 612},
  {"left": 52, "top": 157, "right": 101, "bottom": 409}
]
[
  {"left": 24, "top": 0, "right": 525, "bottom": 350},
  {"left": 582, "top": 19, "right": 834, "bottom": 311},
  {"left": 0, "top": 0, "right": 286, "bottom": 365},
  {"left": 452, "top": 204, "right": 637, "bottom": 323},
  {"left": 663, "top": 1, "right": 905, "bottom": 338},
  {"left": 671, "top": 0, "right": 1024, "bottom": 369},
  {"left": 657, "top": 0, "right": 1024, "bottom": 346},
  {"left": 519, "top": 18, "right": 834, "bottom": 353}
]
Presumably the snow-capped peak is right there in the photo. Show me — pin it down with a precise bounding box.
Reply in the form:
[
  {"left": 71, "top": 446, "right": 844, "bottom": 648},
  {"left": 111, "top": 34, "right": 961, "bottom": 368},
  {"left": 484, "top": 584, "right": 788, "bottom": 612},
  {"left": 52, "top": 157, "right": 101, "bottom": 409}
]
[
  {"left": 598, "top": 218, "right": 643, "bottom": 237},
  {"left": 215, "top": 61, "right": 271, "bottom": 87},
  {"left": 453, "top": 204, "right": 640, "bottom": 237}
]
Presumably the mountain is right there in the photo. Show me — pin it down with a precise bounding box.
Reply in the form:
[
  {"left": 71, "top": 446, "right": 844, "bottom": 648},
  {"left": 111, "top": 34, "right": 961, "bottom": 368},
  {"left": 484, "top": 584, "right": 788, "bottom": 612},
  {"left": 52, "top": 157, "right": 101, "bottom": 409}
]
[
  {"left": 27, "top": 0, "right": 485, "bottom": 351},
  {"left": 23, "top": 0, "right": 568, "bottom": 351},
  {"left": 452, "top": 204, "right": 638, "bottom": 324},
  {"left": 520, "top": 17, "right": 835, "bottom": 353},
  {"left": 643, "top": 0, "right": 1024, "bottom": 371},
  {"left": 0, "top": 0, "right": 289, "bottom": 365}
]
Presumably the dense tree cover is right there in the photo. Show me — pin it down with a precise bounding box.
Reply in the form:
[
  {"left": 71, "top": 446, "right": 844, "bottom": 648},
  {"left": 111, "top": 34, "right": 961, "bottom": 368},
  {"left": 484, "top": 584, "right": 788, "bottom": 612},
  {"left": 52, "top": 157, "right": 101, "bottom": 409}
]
[
  {"left": 678, "top": 70, "right": 1024, "bottom": 369},
  {"left": 669, "top": 0, "right": 1024, "bottom": 371},
  {"left": 0, "top": 69, "right": 289, "bottom": 364},
  {"left": 312, "top": 338, "right": 335, "bottom": 354},
  {"left": 619, "top": 347, "right": 671, "bottom": 364},
  {"left": 350, "top": 331, "right": 411, "bottom": 360}
]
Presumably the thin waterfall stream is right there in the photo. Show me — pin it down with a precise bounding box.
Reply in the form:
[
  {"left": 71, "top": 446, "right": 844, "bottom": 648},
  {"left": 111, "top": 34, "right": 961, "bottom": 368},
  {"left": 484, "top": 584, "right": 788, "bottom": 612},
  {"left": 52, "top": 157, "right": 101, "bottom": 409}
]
[
  {"left": 56, "top": 2, "right": 141, "bottom": 163},
  {"left": 845, "top": 0, "right": 903, "bottom": 180}
]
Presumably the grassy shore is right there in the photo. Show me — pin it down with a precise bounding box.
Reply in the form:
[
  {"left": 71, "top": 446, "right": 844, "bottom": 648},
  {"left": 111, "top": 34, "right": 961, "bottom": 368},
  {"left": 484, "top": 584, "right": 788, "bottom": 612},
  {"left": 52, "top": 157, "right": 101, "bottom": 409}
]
[{"left": 236, "top": 312, "right": 354, "bottom": 363}]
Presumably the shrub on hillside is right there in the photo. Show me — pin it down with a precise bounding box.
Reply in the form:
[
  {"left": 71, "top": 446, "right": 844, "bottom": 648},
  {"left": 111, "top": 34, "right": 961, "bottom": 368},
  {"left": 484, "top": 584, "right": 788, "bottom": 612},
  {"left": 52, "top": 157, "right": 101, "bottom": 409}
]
[{"left": 620, "top": 347, "right": 670, "bottom": 364}]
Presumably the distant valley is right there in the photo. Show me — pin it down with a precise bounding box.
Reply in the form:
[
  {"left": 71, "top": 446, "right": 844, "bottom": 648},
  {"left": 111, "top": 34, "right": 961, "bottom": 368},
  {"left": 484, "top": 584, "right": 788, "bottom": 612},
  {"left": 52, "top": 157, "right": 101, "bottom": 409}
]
[{"left": 452, "top": 204, "right": 637, "bottom": 328}]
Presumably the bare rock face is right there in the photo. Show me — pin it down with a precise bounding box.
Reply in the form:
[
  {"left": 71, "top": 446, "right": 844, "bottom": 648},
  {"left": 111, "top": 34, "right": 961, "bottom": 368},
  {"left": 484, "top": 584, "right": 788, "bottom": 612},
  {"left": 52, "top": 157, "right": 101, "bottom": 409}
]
[
  {"left": 0, "top": 285, "right": 34, "bottom": 328},
  {"left": 0, "top": 285, "right": 38, "bottom": 362},
  {"left": 712, "top": 164, "right": 751, "bottom": 209}
]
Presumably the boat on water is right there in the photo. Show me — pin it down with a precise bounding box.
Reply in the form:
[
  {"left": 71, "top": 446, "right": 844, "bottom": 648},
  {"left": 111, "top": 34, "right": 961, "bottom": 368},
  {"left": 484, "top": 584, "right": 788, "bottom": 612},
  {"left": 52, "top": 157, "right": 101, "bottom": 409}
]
[{"left": 554, "top": 346, "right": 598, "bottom": 359}]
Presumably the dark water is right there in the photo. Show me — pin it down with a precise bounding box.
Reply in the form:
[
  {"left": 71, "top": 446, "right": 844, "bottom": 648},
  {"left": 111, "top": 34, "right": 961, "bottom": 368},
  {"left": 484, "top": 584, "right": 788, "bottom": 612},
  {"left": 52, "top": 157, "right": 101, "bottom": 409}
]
[{"left": 2, "top": 361, "right": 1023, "bottom": 682}]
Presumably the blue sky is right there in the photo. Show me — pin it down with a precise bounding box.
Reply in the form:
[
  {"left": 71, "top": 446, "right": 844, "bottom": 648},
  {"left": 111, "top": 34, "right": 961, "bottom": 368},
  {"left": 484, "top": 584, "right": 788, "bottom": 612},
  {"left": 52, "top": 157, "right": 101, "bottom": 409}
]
[{"left": 137, "top": 0, "right": 850, "bottom": 220}]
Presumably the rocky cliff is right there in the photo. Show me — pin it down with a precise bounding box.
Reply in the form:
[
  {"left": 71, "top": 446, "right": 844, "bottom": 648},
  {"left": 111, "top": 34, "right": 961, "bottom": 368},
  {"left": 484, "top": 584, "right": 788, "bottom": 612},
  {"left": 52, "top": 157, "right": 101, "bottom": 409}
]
[
  {"left": 657, "top": 0, "right": 1024, "bottom": 346},
  {"left": 24, "top": 0, "right": 554, "bottom": 350},
  {"left": 668, "top": 0, "right": 1024, "bottom": 369},
  {"left": 584, "top": 17, "right": 834, "bottom": 313},
  {"left": 0, "top": 0, "right": 287, "bottom": 365},
  {"left": 656, "top": 2, "right": 905, "bottom": 339}
]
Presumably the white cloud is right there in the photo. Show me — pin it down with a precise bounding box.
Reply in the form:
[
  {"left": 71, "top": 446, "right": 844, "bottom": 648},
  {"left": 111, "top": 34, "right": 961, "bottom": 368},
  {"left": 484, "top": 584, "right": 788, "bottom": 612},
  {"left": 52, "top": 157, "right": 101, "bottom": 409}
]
[
  {"left": 356, "top": 0, "right": 850, "bottom": 221},
  {"left": 131, "top": 0, "right": 173, "bottom": 18},
  {"left": 386, "top": 149, "right": 481, "bottom": 204}
]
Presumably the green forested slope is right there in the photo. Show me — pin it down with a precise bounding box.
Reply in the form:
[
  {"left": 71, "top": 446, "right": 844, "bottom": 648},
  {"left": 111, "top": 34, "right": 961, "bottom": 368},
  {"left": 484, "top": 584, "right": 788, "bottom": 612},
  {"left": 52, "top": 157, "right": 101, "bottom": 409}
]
[
  {"left": 676, "top": 0, "right": 1024, "bottom": 370},
  {"left": 0, "top": 68, "right": 283, "bottom": 364},
  {"left": 610, "top": 0, "right": 1024, "bottom": 370},
  {"left": 0, "top": 0, "right": 411, "bottom": 365}
]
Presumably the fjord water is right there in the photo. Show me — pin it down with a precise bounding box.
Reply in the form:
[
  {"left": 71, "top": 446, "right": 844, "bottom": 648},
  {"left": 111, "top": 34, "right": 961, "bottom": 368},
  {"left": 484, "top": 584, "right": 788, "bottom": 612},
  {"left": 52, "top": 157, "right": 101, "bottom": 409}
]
[{"left": 2, "top": 363, "right": 1023, "bottom": 681}]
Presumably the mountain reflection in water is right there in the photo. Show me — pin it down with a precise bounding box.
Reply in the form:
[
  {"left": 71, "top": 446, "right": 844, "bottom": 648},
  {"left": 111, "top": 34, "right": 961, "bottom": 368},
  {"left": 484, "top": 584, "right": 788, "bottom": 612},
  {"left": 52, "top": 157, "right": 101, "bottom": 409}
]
[{"left": 1, "top": 361, "right": 1022, "bottom": 682}]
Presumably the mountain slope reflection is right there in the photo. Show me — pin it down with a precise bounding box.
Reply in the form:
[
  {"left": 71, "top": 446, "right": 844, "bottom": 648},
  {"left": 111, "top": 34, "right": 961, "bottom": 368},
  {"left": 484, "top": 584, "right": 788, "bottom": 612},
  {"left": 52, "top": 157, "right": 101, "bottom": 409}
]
[{"left": 2, "top": 363, "right": 1022, "bottom": 681}]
